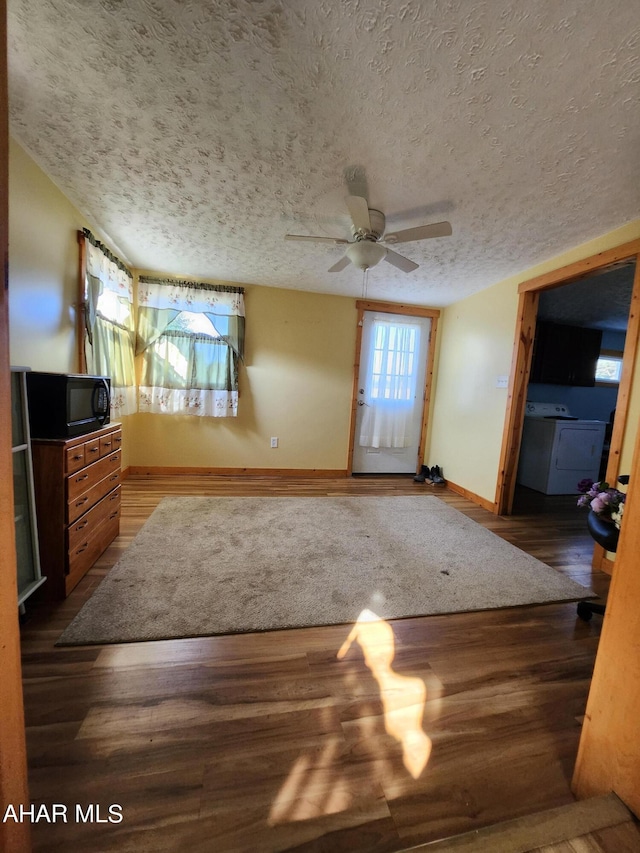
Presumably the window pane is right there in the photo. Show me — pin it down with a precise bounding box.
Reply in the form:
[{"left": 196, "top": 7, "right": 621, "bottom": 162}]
[
  {"left": 595, "top": 357, "right": 622, "bottom": 383},
  {"left": 96, "top": 290, "right": 131, "bottom": 327},
  {"left": 370, "top": 321, "right": 420, "bottom": 401},
  {"left": 166, "top": 311, "right": 221, "bottom": 338}
]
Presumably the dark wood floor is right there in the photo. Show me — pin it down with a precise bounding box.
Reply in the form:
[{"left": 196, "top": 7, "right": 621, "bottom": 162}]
[{"left": 18, "top": 476, "right": 610, "bottom": 852}]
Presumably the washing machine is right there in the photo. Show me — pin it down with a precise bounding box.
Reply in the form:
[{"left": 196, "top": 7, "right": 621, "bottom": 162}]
[{"left": 517, "top": 402, "right": 607, "bottom": 495}]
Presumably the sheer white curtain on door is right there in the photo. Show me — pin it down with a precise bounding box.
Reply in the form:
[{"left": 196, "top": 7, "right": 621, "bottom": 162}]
[{"left": 359, "top": 317, "right": 422, "bottom": 448}]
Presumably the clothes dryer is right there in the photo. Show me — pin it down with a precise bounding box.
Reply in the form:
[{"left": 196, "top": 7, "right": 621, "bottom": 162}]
[{"left": 517, "top": 402, "right": 606, "bottom": 495}]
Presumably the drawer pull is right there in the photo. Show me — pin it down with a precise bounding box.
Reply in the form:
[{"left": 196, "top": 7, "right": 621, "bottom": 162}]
[
  {"left": 75, "top": 473, "right": 89, "bottom": 483},
  {"left": 88, "top": 447, "right": 99, "bottom": 454},
  {"left": 109, "top": 511, "right": 119, "bottom": 520},
  {"left": 75, "top": 496, "right": 89, "bottom": 508},
  {"left": 74, "top": 520, "right": 89, "bottom": 531},
  {"left": 72, "top": 453, "right": 83, "bottom": 460},
  {"left": 103, "top": 441, "right": 112, "bottom": 448},
  {"left": 109, "top": 473, "right": 119, "bottom": 482},
  {"left": 76, "top": 542, "right": 89, "bottom": 555},
  {"left": 109, "top": 493, "right": 119, "bottom": 502}
]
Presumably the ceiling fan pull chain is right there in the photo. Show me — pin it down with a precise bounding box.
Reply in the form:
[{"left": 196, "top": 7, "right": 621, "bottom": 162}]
[{"left": 362, "top": 267, "right": 369, "bottom": 299}]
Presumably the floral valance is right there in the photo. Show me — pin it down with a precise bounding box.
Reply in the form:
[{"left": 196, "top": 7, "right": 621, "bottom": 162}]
[
  {"left": 138, "top": 277, "right": 243, "bottom": 315},
  {"left": 84, "top": 229, "right": 133, "bottom": 299},
  {"left": 86, "top": 242, "right": 134, "bottom": 303},
  {"left": 136, "top": 276, "right": 245, "bottom": 360}
]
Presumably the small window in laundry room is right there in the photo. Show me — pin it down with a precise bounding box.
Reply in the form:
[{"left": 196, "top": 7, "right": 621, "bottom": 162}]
[{"left": 595, "top": 350, "right": 623, "bottom": 385}]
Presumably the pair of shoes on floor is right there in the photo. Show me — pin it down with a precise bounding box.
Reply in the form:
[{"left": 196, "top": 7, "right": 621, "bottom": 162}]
[
  {"left": 429, "top": 465, "right": 445, "bottom": 485},
  {"left": 414, "top": 464, "right": 446, "bottom": 485}
]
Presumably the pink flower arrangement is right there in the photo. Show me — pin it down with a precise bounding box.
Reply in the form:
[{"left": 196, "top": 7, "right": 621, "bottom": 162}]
[{"left": 577, "top": 479, "right": 626, "bottom": 528}]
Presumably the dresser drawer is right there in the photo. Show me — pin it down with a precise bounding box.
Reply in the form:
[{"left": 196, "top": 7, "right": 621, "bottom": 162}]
[
  {"left": 100, "top": 432, "right": 120, "bottom": 456},
  {"left": 67, "top": 467, "right": 121, "bottom": 524},
  {"left": 68, "top": 486, "right": 121, "bottom": 552},
  {"left": 67, "top": 449, "right": 121, "bottom": 502},
  {"left": 65, "top": 445, "right": 86, "bottom": 475},
  {"left": 84, "top": 436, "right": 101, "bottom": 464},
  {"left": 66, "top": 510, "right": 120, "bottom": 596}
]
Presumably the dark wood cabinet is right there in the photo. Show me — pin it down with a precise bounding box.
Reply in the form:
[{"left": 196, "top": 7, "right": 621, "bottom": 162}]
[
  {"left": 30, "top": 423, "right": 122, "bottom": 598},
  {"left": 530, "top": 322, "right": 602, "bottom": 386}
]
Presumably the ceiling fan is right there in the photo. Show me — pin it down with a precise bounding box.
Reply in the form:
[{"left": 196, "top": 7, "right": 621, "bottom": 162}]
[{"left": 285, "top": 195, "right": 452, "bottom": 273}]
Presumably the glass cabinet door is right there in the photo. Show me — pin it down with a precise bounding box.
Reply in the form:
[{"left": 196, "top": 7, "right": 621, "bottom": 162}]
[
  {"left": 10, "top": 369, "right": 46, "bottom": 605},
  {"left": 11, "top": 371, "right": 26, "bottom": 447},
  {"left": 13, "top": 451, "right": 38, "bottom": 594}
]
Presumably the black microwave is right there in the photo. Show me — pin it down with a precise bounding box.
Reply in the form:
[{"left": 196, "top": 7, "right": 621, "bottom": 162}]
[{"left": 26, "top": 372, "right": 111, "bottom": 439}]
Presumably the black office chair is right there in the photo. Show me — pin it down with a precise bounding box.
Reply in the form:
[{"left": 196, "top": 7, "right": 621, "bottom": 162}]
[{"left": 577, "top": 475, "right": 628, "bottom": 622}]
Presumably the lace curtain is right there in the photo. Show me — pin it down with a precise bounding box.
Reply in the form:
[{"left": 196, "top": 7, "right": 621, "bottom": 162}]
[
  {"left": 136, "top": 277, "right": 245, "bottom": 417},
  {"left": 84, "top": 235, "right": 137, "bottom": 417}
]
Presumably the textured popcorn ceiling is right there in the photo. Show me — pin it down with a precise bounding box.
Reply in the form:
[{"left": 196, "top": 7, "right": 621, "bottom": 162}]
[
  {"left": 538, "top": 265, "right": 635, "bottom": 332},
  {"left": 7, "top": 0, "right": 640, "bottom": 306}
]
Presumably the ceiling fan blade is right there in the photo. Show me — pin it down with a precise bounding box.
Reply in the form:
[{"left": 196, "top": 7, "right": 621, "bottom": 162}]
[
  {"left": 285, "top": 234, "right": 349, "bottom": 244},
  {"left": 328, "top": 255, "right": 351, "bottom": 273},
  {"left": 384, "top": 249, "right": 419, "bottom": 273},
  {"left": 384, "top": 221, "right": 452, "bottom": 244},
  {"left": 345, "top": 196, "right": 371, "bottom": 232}
]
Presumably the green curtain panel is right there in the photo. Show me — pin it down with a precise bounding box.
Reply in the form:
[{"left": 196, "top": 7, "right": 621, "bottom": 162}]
[{"left": 136, "top": 277, "right": 245, "bottom": 417}]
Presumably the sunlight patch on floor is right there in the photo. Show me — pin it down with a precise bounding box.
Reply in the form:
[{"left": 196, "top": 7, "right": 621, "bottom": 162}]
[
  {"left": 268, "top": 609, "right": 433, "bottom": 826},
  {"left": 338, "top": 609, "right": 431, "bottom": 780}
]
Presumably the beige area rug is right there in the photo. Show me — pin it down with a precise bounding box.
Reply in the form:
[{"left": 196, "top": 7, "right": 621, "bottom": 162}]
[{"left": 57, "top": 496, "right": 592, "bottom": 646}]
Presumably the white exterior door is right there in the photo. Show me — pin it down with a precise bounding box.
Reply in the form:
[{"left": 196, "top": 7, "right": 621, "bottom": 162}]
[{"left": 352, "top": 311, "right": 431, "bottom": 474}]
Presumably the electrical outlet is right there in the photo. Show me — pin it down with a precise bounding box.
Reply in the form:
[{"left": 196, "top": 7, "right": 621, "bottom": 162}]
[
  {"left": 496, "top": 376, "right": 509, "bottom": 389},
  {"left": 270, "top": 437, "right": 278, "bottom": 448}
]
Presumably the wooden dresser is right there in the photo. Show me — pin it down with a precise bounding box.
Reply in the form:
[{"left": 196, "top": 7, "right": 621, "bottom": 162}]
[{"left": 31, "top": 422, "right": 122, "bottom": 598}]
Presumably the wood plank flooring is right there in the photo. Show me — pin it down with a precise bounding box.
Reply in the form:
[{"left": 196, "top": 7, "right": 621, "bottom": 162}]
[
  {"left": 18, "top": 477, "right": 613, "bottom": 852},
  {"left": 409, "top": 792, "right": 640, "bottom": 851},
  {"left": 535, "top": 821, "right": 640, "bottom": 853}
]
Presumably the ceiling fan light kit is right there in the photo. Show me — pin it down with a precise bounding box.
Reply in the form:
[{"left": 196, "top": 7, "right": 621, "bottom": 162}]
[
  {"left": 285, "top": 194, "right": 452, "bottom": 275},
  {"left": 346, "top": 239, "right": 387, "bottom": 270}
]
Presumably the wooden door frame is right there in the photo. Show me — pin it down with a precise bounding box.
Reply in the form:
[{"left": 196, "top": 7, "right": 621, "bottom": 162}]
[
  {"left": 0, "top": 0, "right": 32, "bottom": 848},
  {"left": 347, "top": 300, "right": 440, "bottom": 476},
  {"left": 495, "top": 239, "right": 640, "bottom": 567}
]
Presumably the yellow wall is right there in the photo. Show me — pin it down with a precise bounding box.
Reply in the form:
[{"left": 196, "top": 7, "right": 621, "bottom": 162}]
[
  {"left": 428, "top": 280, "right": 519, "bottom": 499},
  {"left": 8, "top": 139, "right": 82, "bottom": 372},
  {"left": 430, "top": 220, "right": 640, "bottom": 503},
  {"left": 7, "top": 139, "right": 132, "bottom": 467},
  {"left": 129, "top": 284, "right": 358, "bottom": 470}
]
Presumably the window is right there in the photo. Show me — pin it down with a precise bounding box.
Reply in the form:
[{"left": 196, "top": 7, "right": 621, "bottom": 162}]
[
  {"left": 370, "top": 320, "right": 420, "bottom": 402},
  {"left": 136, "top": 277, "right": 245, "bottom": 417},
  {"left": 595, "top": 351, "right": 623, "bottom": 385},
  {"left": 166, "top": 311, "right": 221, "bottom": 338}
]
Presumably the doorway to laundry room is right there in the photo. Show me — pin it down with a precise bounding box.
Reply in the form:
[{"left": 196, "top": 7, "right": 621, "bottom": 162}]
[{"left": 511, "top": 263, "right": 635, "bottom": 520}]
